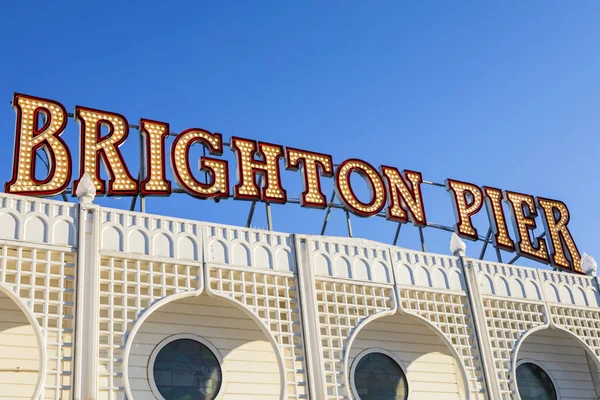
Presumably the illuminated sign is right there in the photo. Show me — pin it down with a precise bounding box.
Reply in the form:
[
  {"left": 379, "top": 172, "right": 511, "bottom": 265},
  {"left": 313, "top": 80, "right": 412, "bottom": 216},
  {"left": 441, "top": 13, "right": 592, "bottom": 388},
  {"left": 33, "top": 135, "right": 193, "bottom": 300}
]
[{"left": 4, "top": 93, "right": 583, "bottom": 274}]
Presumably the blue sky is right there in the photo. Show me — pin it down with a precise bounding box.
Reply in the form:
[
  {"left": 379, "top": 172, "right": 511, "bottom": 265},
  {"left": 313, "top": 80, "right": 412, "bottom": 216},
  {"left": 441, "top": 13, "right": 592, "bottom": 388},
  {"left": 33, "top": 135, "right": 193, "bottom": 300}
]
[{"left": 0, "top": 2, "right": 598, "bottom": 267}]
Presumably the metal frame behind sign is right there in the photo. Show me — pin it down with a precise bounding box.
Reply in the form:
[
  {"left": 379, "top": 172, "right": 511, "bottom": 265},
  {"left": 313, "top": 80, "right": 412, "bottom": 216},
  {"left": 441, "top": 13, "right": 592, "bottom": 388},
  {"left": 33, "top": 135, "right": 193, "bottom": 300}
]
[
  {"left": 31, "top": 111, "right": 551, "bottom": 267},
  {"left": 16, "top": 102, "right": 569, "bottom": 273}
]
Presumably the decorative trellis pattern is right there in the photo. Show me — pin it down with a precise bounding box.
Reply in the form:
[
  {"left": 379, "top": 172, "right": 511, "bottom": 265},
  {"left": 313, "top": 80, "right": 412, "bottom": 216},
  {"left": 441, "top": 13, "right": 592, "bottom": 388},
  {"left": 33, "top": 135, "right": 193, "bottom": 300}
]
[
  {"left": 314, "top": 278, "right": 395, "bottom": 399},
  {"left": 481, "top": 297, "right": 546, "bottom": 399},
  {"left": 398, "top": 287, "right": 486, "bottom": 399},
  {"left": 550, "top": 305, "right": 600, "bottom": 358},
  {"left": 0, "top": 244, "right": 76, "bottom": 400},
  {"left": 7, "top": 190, "right": 600, "bottom": 400},
  {"left": 206, "top": 264, "right": 308, "bottom": 400},
  {"left": 97, "top": 255, "right": 201, "bottom": 398},
  {"left": 392, "top": 247, "right": 485, "bottom": 399}
]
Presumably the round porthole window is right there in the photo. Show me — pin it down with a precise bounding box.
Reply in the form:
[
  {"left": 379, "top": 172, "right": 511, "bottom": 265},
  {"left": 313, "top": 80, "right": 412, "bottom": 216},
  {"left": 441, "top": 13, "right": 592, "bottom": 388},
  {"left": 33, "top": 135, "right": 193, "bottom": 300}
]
[
  {"left": 516, "top": 362, "right": 557, "bottom": 400},
  {"left": 351, "top": 350, "right": 408, "bottom": 400},
  {"left": 150, "top": 334, "right": 223, "bottom": 400}
]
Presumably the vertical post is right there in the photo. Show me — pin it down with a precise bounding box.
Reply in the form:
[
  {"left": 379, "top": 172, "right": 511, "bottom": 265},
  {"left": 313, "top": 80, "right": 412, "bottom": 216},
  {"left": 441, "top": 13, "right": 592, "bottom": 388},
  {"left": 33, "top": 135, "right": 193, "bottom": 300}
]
[
  {"left": 418, "top": 227, "right": 426, "bottom": 252},
  {"left": 452, "top": 236, "right": 501, "bottom": 400},
  {"left": 73, "top": 173, "right": 100, "bottom": 400},
  {"left": 320, "top": 190, "right": 336, "bottom": 236},
  {"left": 588, "top": 275, "right": 600, "bottom": 398},
  {"left": 246, "top": 175, "right": 263, "bottom": 228},
  {"left": 479, "top": 228, "right": 492, "bottom": 260},
  {"left": 392, "top": 223, "right": 402, "bottom": 246},
  {"left": 73, "top": 206, "right": 85, "bottom": 400},
  {"left": 495, "top": 247, "right": 503, "bottom": 263},
  {"left": 266, "top": 202, "right": 273, "bottom": 231},
  {"left": 345, "top": 210, "right": 353, "bottom": 238},
  {"left": 246, "top": 201, "right": 258, "bottom": 228},
  {"left": 138, "top": 130, "right": 146, "bottom": 213},
  {"left": 293, "top": 235, "right": 327, "bottom": 399}
]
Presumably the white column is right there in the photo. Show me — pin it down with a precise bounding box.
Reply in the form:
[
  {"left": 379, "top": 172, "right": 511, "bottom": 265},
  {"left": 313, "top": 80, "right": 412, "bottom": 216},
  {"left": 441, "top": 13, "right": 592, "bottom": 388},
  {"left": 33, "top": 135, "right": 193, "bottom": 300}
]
[
  {"left": 73, "top": 174, "right": 101, "bottom": 400},
  {"left": 294, "top": 235, "right": 327, "bottom": 399},
  {"left": 451, "top": 233, "right": 501, "bottom": 400}
]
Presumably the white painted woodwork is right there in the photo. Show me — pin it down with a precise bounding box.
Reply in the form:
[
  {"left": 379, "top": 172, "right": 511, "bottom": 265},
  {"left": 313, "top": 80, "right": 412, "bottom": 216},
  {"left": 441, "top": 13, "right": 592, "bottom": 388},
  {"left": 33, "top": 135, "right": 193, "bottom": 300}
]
[
  {"left": 126, "top": 294, "right": 281, "bottom": 400},
  {"left": 517, "top": 329, "right": 597, "bottom": 400},
  {"left": 0, "top": 192, "right": 599, "bottom": 399},
  {"left": 0, "top": 291, "right": 39, "bottom": 399},
  {"left": 349, "top": 313, "right": 464, "bottom": 400}
]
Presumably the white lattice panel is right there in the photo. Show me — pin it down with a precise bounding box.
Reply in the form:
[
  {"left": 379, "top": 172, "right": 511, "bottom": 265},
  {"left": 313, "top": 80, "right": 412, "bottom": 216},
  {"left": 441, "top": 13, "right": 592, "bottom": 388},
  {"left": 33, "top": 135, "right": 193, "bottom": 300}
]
[
  {"left": 542, "top": 272, "right": 600, "bottom": 380},
  {"left": 549, "top": 304, "right": 600, "bottom": 359},
  {"left": 472, "top": 259, "right": 600, "bottom": 399},
  {"left": 483, "top": 297, "right": 546, "bottom": 399},
  {"left": 203, "top": 224, "right": 307, "bottom": 399},
  {"left": 471, "top": 260, "right": 549, "bottom": 399},
  {"left": 98, "top": 255, "right": 202, "bottom": 398},
  {"left": 316, "top": 277, "right": 395, "bottom": 399},
  {"left": 392, "top": 248, "right": 485, "bottom": 399},
  {"left": 206, "top": 265, "right": 308, "bottom": 400},
  {"left": 302, "top": 235, "right": 396, "bottom": 399},
  {"left": 0, "top": 244, "right": 75, "bottom": 399},
  {"left": 99, "top": 207, "right": 202, "bottom": 261},
  {"left": 0, "top": 193, "right": 77, "bottom": 247}
]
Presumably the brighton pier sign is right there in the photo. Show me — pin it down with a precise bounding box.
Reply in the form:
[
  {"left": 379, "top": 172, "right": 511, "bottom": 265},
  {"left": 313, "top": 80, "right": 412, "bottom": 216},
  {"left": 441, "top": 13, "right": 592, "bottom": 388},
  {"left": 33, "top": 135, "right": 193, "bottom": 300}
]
[{"left": 5, "top": 93, "right": 583, "bottom": 274}]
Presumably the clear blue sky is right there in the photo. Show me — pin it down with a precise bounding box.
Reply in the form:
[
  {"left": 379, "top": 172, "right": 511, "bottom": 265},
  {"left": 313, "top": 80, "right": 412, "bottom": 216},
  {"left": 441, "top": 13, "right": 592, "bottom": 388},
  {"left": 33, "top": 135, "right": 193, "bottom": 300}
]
[{"left": 0, "top": 2, "right": 598, "bottom": 267}]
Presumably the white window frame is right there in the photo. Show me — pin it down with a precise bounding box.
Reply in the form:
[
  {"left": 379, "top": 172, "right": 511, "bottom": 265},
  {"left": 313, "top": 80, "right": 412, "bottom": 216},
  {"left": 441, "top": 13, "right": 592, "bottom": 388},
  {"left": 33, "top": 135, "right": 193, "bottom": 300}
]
[
  {"left": 515, "top": 359, "right": 560, "bottom": 400},
  {"left": 350, "top": 348, "right": 409, "bottom": 400},
  {"left": 148, "top": 333, "right": 225, "bottom": 400}
]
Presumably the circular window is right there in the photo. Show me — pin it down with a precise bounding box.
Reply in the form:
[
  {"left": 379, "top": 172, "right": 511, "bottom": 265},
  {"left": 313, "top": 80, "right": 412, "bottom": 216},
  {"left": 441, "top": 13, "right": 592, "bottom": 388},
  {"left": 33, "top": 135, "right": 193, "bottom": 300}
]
[
  {"left": 150, "top": 335, "right": 222, "bottom": 400},
  {"left": 352, "top": 350, "right": 408, "bottom": 400},
  {"left": 516, "top": 362, "right": 557, "bottom": 400}
]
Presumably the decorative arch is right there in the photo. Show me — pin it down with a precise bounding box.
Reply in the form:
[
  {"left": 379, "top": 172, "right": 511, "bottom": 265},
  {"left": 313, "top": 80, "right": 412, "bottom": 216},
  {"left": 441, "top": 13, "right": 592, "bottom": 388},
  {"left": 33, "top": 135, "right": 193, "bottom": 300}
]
[
  {"left": 342, "top": 307, "right": 470, "bottom": 399},
  {"left": 23, "top": 213, "right": 48, "bottom": 243},
  {"left": 400, "top": 309, "right": 471, "bottom": 399},
  {"left": 0, "top": 282, "right": 47, "bottom": 400},
  {"left": 203, "top": 284, "right": 288, "bottom": 400},
  {"left": 203, "top": 263, "right": 307, "bottom": 400},
  {"left": 342, "top": 307, "right": 399, "bottom": 398},
  {"left": 394, "top": 282, "right": 484, "bottom": 399},
  {"left": 151, "top": 231, "right": 174, "bottom": 258},
  {"left": 510, "top": 324, "right": 600, "bottom": 400},
  {"left": 122, "top": 289, "right": 204, "bottom": 400},
  {"left": 0, "top": 211, "right": 20, "bottom": 241}
]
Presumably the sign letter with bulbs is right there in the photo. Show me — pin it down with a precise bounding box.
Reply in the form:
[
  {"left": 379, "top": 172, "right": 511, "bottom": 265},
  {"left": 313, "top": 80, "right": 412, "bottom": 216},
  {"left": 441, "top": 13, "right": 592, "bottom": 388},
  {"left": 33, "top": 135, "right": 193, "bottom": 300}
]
[{"left": 4, "top": 93, "right": 585, "bottom": 274}]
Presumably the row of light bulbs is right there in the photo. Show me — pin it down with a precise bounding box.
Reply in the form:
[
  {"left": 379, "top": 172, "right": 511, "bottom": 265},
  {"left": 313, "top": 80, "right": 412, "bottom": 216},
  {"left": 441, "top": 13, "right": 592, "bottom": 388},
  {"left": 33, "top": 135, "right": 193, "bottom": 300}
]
[{"left": 5, "top": 93, "right": 583, "bottom": 274}]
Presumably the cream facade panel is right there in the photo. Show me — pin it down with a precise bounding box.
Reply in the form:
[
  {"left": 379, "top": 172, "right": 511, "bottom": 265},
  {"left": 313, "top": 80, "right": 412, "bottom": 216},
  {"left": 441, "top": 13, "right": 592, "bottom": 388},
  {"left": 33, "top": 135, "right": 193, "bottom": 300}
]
[
  {"left": 0, "top": 194, "right": 77, "bottom": 400},
  {"left": 0, "top": 291, "right": 40, "bottom": 399},
  {"left": 349, "top": 313, "right": 464, "bottom": 400},
  {"left": 517, "top": 329, "right": 597, "bottom": 399},
  {"left": 128, "top": 294, "right": 281, "bottom": 399},
  {"left": 470, "top": 259, "right": 600, "bottom": 400},
  {"left": 1, "top": 192, "right": 600, "bottom": 399}
]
